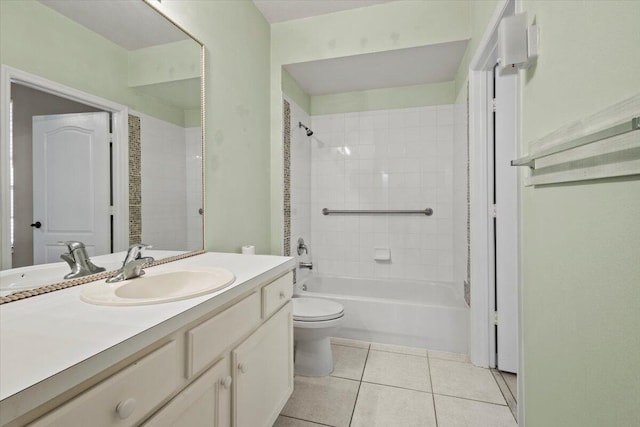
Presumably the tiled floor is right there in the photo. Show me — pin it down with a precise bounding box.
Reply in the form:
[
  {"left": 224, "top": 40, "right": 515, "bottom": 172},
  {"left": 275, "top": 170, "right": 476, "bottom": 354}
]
[{"left": 275, "top": 338, "right": 517, "bottom": 427}]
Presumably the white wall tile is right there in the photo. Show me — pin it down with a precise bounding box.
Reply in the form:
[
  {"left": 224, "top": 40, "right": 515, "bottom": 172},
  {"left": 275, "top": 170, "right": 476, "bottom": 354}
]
[{"left": 309, "top": 105, "right": 458, "bottom": 283}]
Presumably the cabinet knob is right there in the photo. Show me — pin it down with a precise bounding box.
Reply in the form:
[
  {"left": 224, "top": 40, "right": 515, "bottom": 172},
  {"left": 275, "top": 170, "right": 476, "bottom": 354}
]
[
  {"left": 221, "top": 376, "right": 232, "bottom": 389},
  {"left": 279, "top": 291, "right": 286, "bottom": 299},
  {"left": 238, "top": 362, "right": 248, "bottom": 374},
  {"left": 116, "top": 398, "right": 137, "bottom": 419}
]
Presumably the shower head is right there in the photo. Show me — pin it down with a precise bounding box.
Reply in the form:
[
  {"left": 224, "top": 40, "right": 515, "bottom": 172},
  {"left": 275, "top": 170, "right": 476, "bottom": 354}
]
[{"left": 299, "top": 121, "right": 313, "bottom": 137}]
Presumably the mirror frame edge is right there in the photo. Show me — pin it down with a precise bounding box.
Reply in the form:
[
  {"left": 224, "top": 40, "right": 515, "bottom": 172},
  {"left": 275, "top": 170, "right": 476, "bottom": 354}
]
[{"left": 142, "top": 0, "right": 207, "bottom": 254}]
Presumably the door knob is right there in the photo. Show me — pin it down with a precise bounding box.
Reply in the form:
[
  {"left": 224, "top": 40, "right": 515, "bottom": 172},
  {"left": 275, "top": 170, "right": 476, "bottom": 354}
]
[
  {"left": 238, "top": 363, "right": 248, "bottom": 374},
  {"left": 30, "top": 221, "right": 42, "bottom": 229}
]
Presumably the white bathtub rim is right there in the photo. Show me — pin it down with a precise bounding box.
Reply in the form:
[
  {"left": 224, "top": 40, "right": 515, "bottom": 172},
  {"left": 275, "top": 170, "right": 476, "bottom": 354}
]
[{"left": 296, "top": 274, "right": 468, "bottom": 310}]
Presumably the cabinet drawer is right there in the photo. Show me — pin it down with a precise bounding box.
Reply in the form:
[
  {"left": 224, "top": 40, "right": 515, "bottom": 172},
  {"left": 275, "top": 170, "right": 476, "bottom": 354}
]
[
  {"left": 261, "top": 272, "right": 293, "bottom": 319},
  {"left": 187, "top": 292, "right": 260, "bottom": 378},
  {"left": 29, "top": 341, "right": 179, "bottom": 427}
]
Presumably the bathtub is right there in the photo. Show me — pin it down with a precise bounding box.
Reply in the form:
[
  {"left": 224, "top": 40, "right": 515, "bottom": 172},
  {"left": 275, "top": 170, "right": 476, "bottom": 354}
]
[{"left": 296, "top": 275, "right": 469, "bottom": 354}]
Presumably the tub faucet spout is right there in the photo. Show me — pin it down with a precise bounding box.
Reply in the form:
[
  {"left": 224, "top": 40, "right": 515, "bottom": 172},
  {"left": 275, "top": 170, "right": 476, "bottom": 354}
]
[{"left": 299, "top": 262, "right": 313, "bottom": 270}]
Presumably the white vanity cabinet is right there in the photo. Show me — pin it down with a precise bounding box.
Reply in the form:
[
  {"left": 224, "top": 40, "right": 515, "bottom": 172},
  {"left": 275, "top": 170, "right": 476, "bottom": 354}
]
[
  {"left": 28, "top": 342, "right": 181, "bottom": 427},
  {"left": 232, "top": 302, "right": 293, "bottom": 427},
  {"left": 14, "top": 269, "right": 294, "bottom": 427},
  {"left": 142, "top": 356, "right": 231, "bottom": 427}
]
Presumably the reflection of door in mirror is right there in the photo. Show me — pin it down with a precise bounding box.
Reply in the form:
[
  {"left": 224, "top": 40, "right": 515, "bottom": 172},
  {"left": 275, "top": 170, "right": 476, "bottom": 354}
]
[
  {"left": 32, "top": 112, "right": 111, "bottom": 265},
  {"left": 11, "top": 84, "right": 106, "bottom": 268}
]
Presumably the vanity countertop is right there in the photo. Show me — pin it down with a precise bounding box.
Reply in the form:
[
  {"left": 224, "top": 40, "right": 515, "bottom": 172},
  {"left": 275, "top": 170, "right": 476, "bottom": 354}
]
[{"left": 0, "top": 252, "right": 295, "bottom": 420}]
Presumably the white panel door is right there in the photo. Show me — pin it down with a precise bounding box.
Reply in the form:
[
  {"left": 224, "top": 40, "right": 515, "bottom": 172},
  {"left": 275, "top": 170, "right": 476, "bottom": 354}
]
[
  {"left": 32, "top": 112, "right": 110, "bottom": 264},
  {"left": 494, "top": 68, "right": 519, "bottom": 373}
]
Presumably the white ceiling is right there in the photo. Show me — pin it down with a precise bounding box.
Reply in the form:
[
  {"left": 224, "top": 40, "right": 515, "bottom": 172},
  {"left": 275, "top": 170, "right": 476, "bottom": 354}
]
[
  {"left": 39, "top": 0, "right": 191, "bottom": 50},
  {"left": 253, "top": 0, "right": 396, "bottom": 23},
  {"left": 284, "top": 40, "right": 469, "bottom": 96}
]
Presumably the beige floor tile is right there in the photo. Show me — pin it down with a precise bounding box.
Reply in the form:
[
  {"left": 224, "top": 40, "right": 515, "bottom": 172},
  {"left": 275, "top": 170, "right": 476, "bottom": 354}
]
[
  {"left": 331, "top": 344, "right": 368, "bottom": 380},
  {"left": 272, "top": 415, "right": 329, "bottom": 426},
  {"left": 362, "top": 350, "right": 431, "bottom": 392},
  {"left": 430, "top": 358, "right": 505, "bottom": 405},
  {"left": 370, "top": 342, "right": 428, "bottom": 357},
  {"left": 434, "top": 394, "right": 517, "bottom": 427},
  {"left": 351, "top": 382, "right": 436, "bottom": 427},
  {"left": 428, "top": 349, "right": 470, "bottom": 363},
  {"left": 281, "top": 376, "right": 359, "bottom": 427},
  {"left": 330, "top": 337, "right": 371, "bottom": 349}
]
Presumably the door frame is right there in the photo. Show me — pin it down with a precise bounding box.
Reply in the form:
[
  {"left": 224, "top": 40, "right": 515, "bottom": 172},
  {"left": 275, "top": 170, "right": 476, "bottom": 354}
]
[
  {"left": 467, "top": 0, "right": 524, "bottom": 422},
  {"left": 0, "top": 65, "right": 129, "bottom": 269}
]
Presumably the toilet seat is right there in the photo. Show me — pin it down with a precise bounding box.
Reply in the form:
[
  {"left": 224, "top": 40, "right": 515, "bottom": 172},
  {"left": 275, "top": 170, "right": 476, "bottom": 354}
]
[{"left": 293, "top": 297, "right": 344, "bottom": 322}]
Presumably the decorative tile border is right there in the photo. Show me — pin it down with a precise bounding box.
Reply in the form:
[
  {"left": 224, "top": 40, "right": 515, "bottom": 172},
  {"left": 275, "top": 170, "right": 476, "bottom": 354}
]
[
  {"left": 283, "top": 100, "right": 291, "bottom": 257},
  {"left": 128, "top": 114, "right": 142, "bottom": 245},
  {"left": 0, "top": 250, "right": 206, "bottom": 304},
  {"left": 465, "top": 83, "right": 471, "bottom": 307}
]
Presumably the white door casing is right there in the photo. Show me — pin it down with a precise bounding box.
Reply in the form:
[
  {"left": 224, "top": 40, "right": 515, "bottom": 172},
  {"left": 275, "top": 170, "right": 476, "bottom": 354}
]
[
  {"left": 468, "top": 0, "right": 523, "bottom": 423},
  {"left": 494, "top": 67, "right": 519, "bottom": 373},
  {"left": 32, "top": 112, "right": 110, "bottom": 264}
]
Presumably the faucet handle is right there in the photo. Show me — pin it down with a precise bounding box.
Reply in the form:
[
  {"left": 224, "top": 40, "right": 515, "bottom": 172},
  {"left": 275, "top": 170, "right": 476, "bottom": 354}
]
[
  {"left": 124, "top": 243, "right": 153, "bottom": 263},
  {"left": 64, "top": 241, "right": 86, "bottom": 252}
]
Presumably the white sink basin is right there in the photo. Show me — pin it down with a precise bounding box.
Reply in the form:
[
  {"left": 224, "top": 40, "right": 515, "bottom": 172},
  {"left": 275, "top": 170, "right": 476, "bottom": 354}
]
[{"left": 80, "top": 266, "right": 235, "bottom": 306}]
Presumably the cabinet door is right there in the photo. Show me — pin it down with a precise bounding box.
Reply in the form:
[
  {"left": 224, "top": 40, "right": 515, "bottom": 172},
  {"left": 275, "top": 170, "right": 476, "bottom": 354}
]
[
  {"left": 143, "top": 356, "right": 231, "bottom": 427},
  {"left": 232, "top": 302, "right": 293, "bottom": 427}
]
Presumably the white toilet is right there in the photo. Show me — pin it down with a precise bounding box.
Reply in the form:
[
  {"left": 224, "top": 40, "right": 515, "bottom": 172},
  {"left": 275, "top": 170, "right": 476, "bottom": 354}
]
[{"left": 292, "top": 297, "right": 344, "bottom": 376}]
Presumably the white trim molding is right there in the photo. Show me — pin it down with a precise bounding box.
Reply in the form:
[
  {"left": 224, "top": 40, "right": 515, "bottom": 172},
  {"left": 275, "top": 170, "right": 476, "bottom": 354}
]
[
  {"left": 467, "top": 0, "right": 525, "bottom": 424},
  {"left": 0, "top": 65, "right": 129, "bottom": 269}
]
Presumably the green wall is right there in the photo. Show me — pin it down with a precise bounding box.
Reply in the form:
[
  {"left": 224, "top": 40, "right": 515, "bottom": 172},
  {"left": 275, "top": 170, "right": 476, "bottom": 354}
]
[
  {"left": 519, "top": 1, "right": 640, "bottom": 425},
  {"left": 282, "top": 68, "right": 311, "bottom": 114},
  {"left": 454, "top": 0, "right": 500, "bottom": 99},
  {"left": 271, "top": 0, "right": 470, "bottom": 253},
  {"left": 310, "top": 81, "right": 456, "bottom": 116},
  {"left": 153, "top": 0, "right": 272, "bottom": 254},
  {"left": 0, "top": 0, "right": 188, "bottom": 127}
]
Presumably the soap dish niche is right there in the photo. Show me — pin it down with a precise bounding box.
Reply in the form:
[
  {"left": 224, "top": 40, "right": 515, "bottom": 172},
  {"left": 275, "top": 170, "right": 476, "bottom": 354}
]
[{"left": 374, "top": 247, "right": 391, "bottom": 262}]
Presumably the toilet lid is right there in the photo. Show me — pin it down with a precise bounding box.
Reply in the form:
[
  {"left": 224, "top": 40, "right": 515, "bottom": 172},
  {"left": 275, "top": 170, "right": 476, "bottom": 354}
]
[{"left": 293, "top": 297, "right": 344, "bottom": 322}]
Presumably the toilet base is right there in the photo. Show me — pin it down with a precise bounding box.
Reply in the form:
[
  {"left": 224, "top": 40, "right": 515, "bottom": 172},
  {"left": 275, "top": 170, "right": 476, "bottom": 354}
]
[{"left": 294, "top": 335, "right": 334, "bottom": 376}]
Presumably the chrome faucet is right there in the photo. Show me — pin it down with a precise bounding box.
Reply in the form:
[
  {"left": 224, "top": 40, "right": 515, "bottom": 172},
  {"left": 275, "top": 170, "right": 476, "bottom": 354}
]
[
  {"left": 299, "top": 262, "right": 313, "bottom": 270},
  {"left": 60, "top": 241, "right": 106, "bottom": 279},
  {"left": 106, "top": 244, "right": 155, "bottom": 283}
]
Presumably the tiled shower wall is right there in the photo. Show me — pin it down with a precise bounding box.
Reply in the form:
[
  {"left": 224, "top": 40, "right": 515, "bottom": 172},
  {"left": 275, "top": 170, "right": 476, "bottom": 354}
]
[
  {"left": 286, "top": 96, "right": 313, "bottom": 282},
  {"left": 185, "top": 127, "right": 203, "bottom": 251},
  {"left": 309, "top": 106, "right": 456, "bottom": 282},
  {"left": 138, "top": 111, "right": 202, "bottom": 251}
]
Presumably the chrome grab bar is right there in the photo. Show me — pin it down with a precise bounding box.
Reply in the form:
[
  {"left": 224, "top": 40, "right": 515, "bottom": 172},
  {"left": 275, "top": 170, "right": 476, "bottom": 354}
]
[{"left": 322, "top": 208, "right": 433, "bottom": 216}]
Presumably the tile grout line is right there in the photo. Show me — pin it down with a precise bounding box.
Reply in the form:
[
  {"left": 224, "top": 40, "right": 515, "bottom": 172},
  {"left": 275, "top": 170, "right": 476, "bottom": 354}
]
[
  {"left": 434, "top": 391, "right": 512, "bottom": 407},
  {"left": 347, "top": 343, "right": 371, "bottom": 426},
  {"left": 278, "top": 414, "right": 335, "bottom": 427},
  {"left": 359, "top": 380, "right": 432, "bottom": 394},
  {"left": 427, "top": 354, "right": 439, "bottom": 427}
]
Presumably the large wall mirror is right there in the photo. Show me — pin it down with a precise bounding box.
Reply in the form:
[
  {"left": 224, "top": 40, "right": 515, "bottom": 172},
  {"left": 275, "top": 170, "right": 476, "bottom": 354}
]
[{"left": 0, "top": 0, "right": 204, "bottom": 292}]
